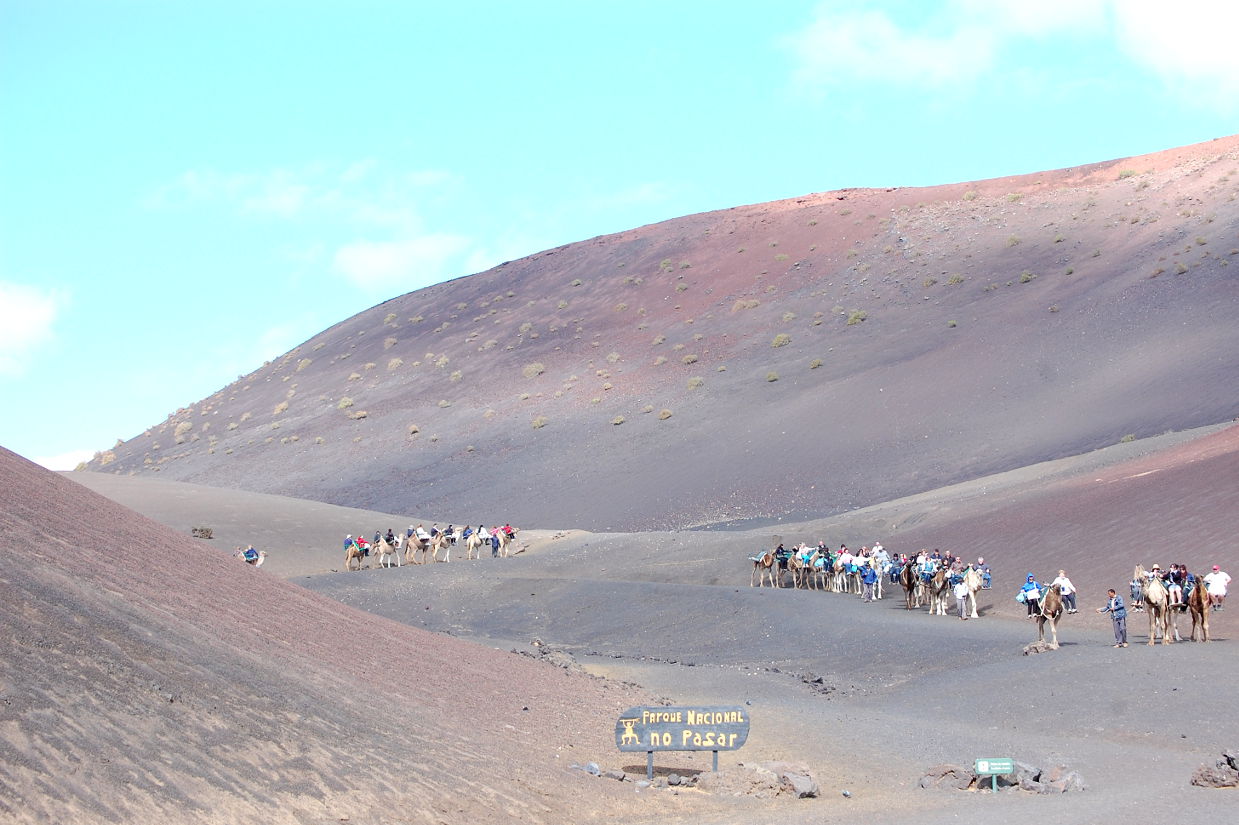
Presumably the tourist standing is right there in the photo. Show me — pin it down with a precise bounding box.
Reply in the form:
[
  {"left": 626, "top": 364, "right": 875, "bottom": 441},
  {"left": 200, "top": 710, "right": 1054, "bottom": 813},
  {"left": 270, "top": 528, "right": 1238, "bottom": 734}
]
[{"left": 1097, "top": 589, "right": 1128, "bottom": 647}]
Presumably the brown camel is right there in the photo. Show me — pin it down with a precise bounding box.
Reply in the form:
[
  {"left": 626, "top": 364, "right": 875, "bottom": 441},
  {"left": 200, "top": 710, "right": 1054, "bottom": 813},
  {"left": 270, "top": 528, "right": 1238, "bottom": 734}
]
[
  {"left": 926, "top": 568, "right": 951, "bottom": 616},
  {"left": 1034, "top": 583, "right": 1065, "bottom": 649},
  {"left": 751, "top": 550, "right": 777, "bottom": 588},
  {"left": 1187, "top": 573, "right": 1211, "bottom": 642},
  {"left": 900, "top": 563, "right": 920, "bottom": 610},
  {"left": 344, "top": 543, "right": 365, "bottom": 571},
  {"left": 404, "top": 535, "right": 431, "bottom": 565}
]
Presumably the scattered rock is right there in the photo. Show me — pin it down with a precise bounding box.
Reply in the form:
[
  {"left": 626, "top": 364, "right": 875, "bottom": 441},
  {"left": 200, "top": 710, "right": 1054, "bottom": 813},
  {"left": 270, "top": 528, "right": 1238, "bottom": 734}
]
[
  {"left": 603, "top": 769, "right": 626, "bottom": 782},
  {"left": 1022, "top": 640, "right": 1058, "bottom": 655},
  {"left": 922, "top": 761, "right": 1084, "bottom": 794},
  {"left": 919, "top": 764, "right": 975, "bottom": 791},
  {"left": 1191, "top": 754, "right": 1239, "bottom": 788}
]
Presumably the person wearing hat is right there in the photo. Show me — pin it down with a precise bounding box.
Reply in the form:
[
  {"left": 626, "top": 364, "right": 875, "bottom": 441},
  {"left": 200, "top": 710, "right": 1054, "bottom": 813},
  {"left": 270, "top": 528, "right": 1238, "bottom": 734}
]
[
  {"left": 343, "top": 534, "right": 354, "bottom": 552},
  {"left": 1204, "top": 565, "right": 1231, "bottom": 611},
  {"left": 976, "top": 556, "right": 992, "bottom": 589}
]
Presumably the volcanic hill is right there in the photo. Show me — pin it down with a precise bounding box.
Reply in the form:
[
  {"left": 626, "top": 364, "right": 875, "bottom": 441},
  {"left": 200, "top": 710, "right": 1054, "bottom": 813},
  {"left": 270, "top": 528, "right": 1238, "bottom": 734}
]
[{"left": 82, "top": 136, "right": 1239, "bottom": 531}]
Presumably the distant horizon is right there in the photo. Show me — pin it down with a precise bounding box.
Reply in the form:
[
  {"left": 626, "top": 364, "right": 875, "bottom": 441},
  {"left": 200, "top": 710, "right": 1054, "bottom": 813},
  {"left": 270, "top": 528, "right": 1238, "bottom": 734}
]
[{"left": 4, "top": 1, "right": 1238, "bottom": 469}]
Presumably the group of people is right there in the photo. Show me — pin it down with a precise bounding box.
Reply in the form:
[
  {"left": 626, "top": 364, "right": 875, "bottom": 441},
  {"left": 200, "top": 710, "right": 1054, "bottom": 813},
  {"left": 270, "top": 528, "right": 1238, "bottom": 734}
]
[
  {"left": 763, "top": 543, "right": 994, "bottom": 619},
  {"left": 1015, "top": 563, "right": 1231, "bottom": 648},
  {"left": 1126, "top": 564, "right": 1230, "bottom": 613},
  {"left": 343, "top": 523, "right": 517, "bottom": 559}
]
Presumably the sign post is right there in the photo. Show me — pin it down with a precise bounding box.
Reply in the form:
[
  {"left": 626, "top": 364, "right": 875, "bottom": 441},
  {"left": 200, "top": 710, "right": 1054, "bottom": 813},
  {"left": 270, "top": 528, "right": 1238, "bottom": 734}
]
[
  {"left": 616, "top": 706, "right": 750, "bottom": 780},
  {"left": 973, "top": 757, "right": 1015, "bottom": 793}
]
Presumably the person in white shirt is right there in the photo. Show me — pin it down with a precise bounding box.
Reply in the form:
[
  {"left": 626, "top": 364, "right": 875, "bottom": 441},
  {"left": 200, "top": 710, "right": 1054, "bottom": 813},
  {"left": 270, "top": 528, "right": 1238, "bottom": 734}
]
[
  {"left": 1051, "top": 570, "right": 1078, "bottom": 614},
  {"left": 1203, "top": 566, "right": 1231, "bottom": 611}
]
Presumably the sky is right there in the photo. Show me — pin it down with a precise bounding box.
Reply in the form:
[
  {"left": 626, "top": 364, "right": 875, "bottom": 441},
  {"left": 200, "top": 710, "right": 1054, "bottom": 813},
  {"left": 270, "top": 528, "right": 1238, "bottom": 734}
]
[{"left": 3, "top": 0, "right": 1238, "bottom": 470}]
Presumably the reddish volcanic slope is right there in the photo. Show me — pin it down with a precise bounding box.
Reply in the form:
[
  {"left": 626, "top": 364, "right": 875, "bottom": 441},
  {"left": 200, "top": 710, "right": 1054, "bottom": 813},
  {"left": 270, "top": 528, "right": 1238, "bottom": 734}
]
[
  {"left": 0, "top": 448, "right": 654, "bottom": 824},
  {"left": 82, "top": 136, "right": 1239, "bottom": 531}
]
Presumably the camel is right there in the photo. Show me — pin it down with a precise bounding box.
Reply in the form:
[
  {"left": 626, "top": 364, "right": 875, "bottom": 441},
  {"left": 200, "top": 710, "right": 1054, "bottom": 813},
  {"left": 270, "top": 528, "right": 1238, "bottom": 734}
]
[
  {"left": 1135, "top": 565, "right": 1173, "bottom": 646},
  {"left": 1187, "top": 573, "right": 1211, "bottom": 642},
  {"left": 1034, "top": 583, "right": 1065, "bottom": 649},
  {"left": 788, "top": 550, "right": 809, "bottom": 589},
  {"left": 926, "top": 568, "right": 952, "bottom": 616},
  {"left": 900, "top": 563, "right": 920, "bottom": 610},
  {"left": 750, "top": 549, "right": 777, "bottom": 587},
  {"left": 374, "top": 537, "right": 400, "bottom": 568},
  {"left": 962, "top": 566, "right": 984, "bottom": 619},
  {"left": 345, "top": 543, "right": 366, "bottom": 571},
  {"left": 404, "top": 535, "right": 432, "bottom": 565},
  {"left": 430, "top": 532, "right": 450, "bottom": 562},
  {"left": 465, "top": 531, "right": 484, "bottom": 560}
]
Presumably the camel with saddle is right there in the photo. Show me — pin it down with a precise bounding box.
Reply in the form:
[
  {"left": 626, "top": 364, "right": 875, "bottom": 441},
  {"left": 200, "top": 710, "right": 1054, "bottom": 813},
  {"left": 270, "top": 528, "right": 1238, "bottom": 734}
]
[
  {"left": 1186, "top": 571, "right": 1211, "bottom": 642},
  {"left": 961, "top": 565, "right": 985, "bottom": 619},
  {"left": 900, "top": 562, "right": 923, "bottom": 610},
  {"left": 374, "top": 536, "right": 401, "bottom": 568},
  {"left": 1033, "top": 582, "right": 1066, "bottom": 649},
  {"left": 925, "top": 567, "right": 952, "bottom": 616},
  {"left": 750, "top": 549, "right": 777, "bottom": 588},
  {"left": 1135, "top": 565, "right": 1174, "bottom": 645},
  {"left": 344, "top": 542, "right": 366, "bottom": 571}
]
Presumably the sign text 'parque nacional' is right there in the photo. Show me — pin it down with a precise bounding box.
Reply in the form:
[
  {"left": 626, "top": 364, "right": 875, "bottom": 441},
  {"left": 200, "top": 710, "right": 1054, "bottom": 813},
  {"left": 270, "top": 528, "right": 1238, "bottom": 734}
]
[{"left": 615, "top": 706, "right": 750, "bottom": 753}]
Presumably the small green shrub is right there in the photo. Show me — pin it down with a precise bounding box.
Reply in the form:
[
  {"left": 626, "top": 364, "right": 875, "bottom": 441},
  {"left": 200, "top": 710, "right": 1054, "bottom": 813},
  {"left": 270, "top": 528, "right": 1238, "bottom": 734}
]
[
  {"left": 766, "top": 371, "right": 779, "bottom": 382},
  {"left": 771, "top": 333, "right": 791, "bottom": 348},
  {"left": 532, "top": 416, "right": 548, "bottom": 429},
  {"left": 337, "top": 397, "right": 354, "bottom": 409},
  {"left": 845, "top": 310, "right": 867, "bottom": 325}
]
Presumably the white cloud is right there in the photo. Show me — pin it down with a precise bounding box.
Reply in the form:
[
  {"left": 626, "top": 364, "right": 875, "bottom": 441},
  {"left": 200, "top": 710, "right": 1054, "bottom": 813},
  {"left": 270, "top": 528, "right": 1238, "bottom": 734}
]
[
  {"left": 785, "top": 5, "right": 998, "bottom": 93},
  {"left": 1113, "top": 1, "right": 1239, "bottom": 104},
  {"left": 0, "top": 282, "right": 64, "bottom": 376},
  {"left": 32, "top": 448, "right": 96, "bottom": 471},
  {"left": 333, "top": 234, "right": 471, "bottom": 291},
  {"left": 786, "top": 1, "right": 1239, "bottom": 110}
]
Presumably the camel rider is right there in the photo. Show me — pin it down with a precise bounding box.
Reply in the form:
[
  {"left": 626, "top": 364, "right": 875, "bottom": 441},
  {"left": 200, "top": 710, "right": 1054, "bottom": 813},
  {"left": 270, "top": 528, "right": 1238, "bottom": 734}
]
[
  {"left": 503, "top": 523, "right": 515, "bottom": 539},
  {"left": 1020, "top": 574, "right": 1042, "bottom": 618},
  {"left": 977, "top": 557, "right": 992, "bottom": 589},
  {"left": 919, "top": 553, "right": 935, "bottom": 583},
  {"left": 462, "top": 525, "right": 473, "bottom": 539},
  {"left": 407, "top": 525, "right": 415, "bottom": 539},
  {"left": 415, "top": 524, "right": 431, "bottom": 543},
  {"left": 343, "top": 535, "right": 354, "bottom": 552},
  {"left": 385, "top": 528, "right": 396, "bottom": 546},
  {"left": 243, "top": 545, "right": 259, "bottom": 563},
  {"left": 445, "top": 524, "right": 455, "bottom": 543}
]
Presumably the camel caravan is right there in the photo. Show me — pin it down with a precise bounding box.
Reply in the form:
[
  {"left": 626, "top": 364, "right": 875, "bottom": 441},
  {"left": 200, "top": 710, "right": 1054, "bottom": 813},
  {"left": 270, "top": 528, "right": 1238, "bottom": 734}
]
[
  {"left": 1132, "top": 564, "right": 1213, "bottom": 645},
  {"left": 344, "top": 524, "right": 519, "bottom": 571},
  {"left": 749, "top": 542, "right": 991, "bottom": 619}
]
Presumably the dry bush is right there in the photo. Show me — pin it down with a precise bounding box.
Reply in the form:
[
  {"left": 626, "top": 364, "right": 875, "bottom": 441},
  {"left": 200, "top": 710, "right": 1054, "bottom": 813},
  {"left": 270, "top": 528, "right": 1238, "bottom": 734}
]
[
  {"left": 809, "top": 359, "right": 823, "bottom": 369},
  {"left": 523, "top": 362, "right": 546, "bottom": 378},
  {"left": 658, "top": 409, "right": 673, "bottom": 420},
  {"left": 682, "top": 354, "right": 698, "bottom": 364},
  {"left": 532, "top": 416, "right": 549, "bottom": 429},
  {"left": 384, "top": 336, "right": 398, "bottom": 349},
  {"left": 296, "top": 358, "right": 312, "bottom": 372},
  {"left": 174, "top": 421, "right": 193, "bottom": 443},
  {"left": 611, "top": 416, "right": 625, "bottom": 425},
  {"left": 348, "top": 372, "right": 361, "bottom": 381},
  {"left": 348, "top": 410, "right": 368, "bottom": 420},
  {"left": 388, "top": 358, "right": 404, "bottom": 370},
  {"left": 772, "top": 333, "right": 791, "bottom": 348},
  {"left": 273, "top": 401, "right": 288, "bottom": 415},
  {"left": 338, "top": 397, "right": 354, "bottom": 409},
  {"left": 687, "top": 377, "right": 704, "bottom": 389},
  {"left": 766, "top": 372, "right": 779, "bottom": 382}
]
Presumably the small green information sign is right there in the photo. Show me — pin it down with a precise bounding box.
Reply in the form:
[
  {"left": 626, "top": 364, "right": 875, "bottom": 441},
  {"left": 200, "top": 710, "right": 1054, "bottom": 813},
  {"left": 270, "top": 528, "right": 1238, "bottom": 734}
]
[{"left": 974, "top": 757, "right": 1015, "bottom": 792}]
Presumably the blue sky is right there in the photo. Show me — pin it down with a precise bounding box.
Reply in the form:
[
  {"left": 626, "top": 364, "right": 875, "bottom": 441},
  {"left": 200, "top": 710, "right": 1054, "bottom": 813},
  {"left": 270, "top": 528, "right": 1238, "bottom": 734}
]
[{"left": 3, "top": 0, "right": 1237, "bottom": 469}]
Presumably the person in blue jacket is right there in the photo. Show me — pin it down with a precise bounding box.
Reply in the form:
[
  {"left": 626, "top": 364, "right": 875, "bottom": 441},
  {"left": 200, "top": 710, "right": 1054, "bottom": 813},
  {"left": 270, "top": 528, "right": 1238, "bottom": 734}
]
[
  {"left": 1097, "top": 588, "right": 1128, "bottom": 647},
  {"left": 1019, "top": 574, "right": 1042, "bottom": 619}
]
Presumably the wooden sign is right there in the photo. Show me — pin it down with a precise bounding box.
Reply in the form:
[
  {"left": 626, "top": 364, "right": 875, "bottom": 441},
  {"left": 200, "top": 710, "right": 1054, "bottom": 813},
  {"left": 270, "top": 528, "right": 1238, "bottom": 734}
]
[{"left": 616, "top": 706, "right": 750, "bottom": 753}]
